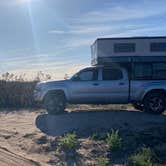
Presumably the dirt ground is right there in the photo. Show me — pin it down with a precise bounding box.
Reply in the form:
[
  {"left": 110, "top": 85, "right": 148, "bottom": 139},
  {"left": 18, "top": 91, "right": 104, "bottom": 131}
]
[{"left": 0, "top": 106, "right": 166, "bottom": 166}]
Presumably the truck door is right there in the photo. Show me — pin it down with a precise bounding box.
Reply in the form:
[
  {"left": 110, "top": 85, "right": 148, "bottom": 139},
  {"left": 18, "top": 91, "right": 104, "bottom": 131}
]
[
  {"left": 69, "top": 68, "right": 101, "bottom": 103},
  {"left": 98, "top": 68, "right": 129, "bottom": 104}
]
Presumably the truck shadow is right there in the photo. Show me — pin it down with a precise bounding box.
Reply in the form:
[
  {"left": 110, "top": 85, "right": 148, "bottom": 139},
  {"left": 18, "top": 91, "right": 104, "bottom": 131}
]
[{"left": 35, "top": 109, "right": 166, "bottom": 136}]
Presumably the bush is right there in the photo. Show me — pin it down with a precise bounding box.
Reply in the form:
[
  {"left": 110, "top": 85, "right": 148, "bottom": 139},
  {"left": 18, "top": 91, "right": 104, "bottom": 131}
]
[
  {"left": 0, "top": 80, "right": 37, "bottom": 108},
  {"left": 105, "top": 129, "right": 122, "bottom": 151},
  {"left": 95, "top": 157, "right": 109, "bottom": 166},
  {"left": 59, "top": 133, "right": 78, "bottom": 150},
  {"left": 0, "top": 71, "right": 51, "bottom": 108},
  {"left": 91, "top": 133, "right": 106, "bottom": 141},
  {"left": 128, "top": 147, "right": 161, "bottom": 166}
]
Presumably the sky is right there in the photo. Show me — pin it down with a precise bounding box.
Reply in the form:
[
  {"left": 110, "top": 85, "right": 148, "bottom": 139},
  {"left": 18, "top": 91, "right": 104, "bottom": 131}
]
[{"left": 0, "top": 0, "right": 166, "bottom": 79}]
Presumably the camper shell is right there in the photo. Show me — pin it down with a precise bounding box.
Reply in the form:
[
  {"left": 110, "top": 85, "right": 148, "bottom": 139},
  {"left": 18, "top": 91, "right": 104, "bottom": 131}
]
[{"left": 91, "top": 36, "right": 166, "bottom": 66}]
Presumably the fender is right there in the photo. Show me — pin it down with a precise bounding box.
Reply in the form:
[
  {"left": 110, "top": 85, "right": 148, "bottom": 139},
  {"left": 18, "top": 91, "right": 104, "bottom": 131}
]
[
  {"left": 139, "top": 85, "right": 166, "bottom": 101},
  {"left": 42, "top": 87, "right": 70, "bottom": 102}
]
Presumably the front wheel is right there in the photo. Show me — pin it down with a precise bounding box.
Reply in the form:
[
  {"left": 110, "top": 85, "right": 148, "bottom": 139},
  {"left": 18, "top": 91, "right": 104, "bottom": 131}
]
[
  {"left": 143, "top": 92, "right": 166, "bottom": 114},
  {"left": 44, "top": 92, "right": 66, "bottom": 115}
]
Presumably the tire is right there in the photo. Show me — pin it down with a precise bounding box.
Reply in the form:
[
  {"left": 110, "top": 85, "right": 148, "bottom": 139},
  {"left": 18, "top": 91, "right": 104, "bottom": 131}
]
[
  {"left": 44, "top": 92, "right": 66, "bottom": 115},
  {"left": 143, "top": 92, "right": 166, "bottom": 114},
  {"left": 132, "top": 103, "right": 144, "bottom": 111}
]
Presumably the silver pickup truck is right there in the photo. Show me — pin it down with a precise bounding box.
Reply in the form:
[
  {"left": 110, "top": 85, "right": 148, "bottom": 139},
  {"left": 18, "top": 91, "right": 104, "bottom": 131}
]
[{"left": 34, "top": 66, "right": 166, "bottom": 115}]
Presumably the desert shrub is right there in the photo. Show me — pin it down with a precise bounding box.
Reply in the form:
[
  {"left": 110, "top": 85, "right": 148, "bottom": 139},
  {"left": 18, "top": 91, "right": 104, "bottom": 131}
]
[
  {"left": 127, "top": 147, "right": 160, "bottom": 166},
  {"left": 36, "top": 135, "right": 48, "bottom": 145},
  {"left": 91, "top": 132, "right": 107, "bottom": 141},
  {"left": 95, "top": 157, "right": 109, "bottom": 166},
  {"left": 91, "top": 133, "right": 99, "bottom": 140},
  {"left": 0, "top": 71, "right": 52, "bottom": 108},
  {"left": 59, "top": 133, "right": 78, "bottom": 150},
  {"left": 0, "top": 80, "right": 37, "bottom": 108},
  {"left": 106, "top": 129, "right": 122, "bottom": 151}
]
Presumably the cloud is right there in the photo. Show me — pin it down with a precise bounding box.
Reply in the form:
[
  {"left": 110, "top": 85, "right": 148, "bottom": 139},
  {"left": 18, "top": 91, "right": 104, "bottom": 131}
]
[
  {"left": 48, "top": 30, "right": 67, "bottom": 34},
  {"left": 48, "top": 0, "right": 166, "bottom": 49},
  {"left": 75, "top": 1, "right": 166, "bottom": 24},
  {"left": 0, "top": 51, "right": 88, "bottom": 79},
  {"left": 1, "top": 55, "right": 73, "bottom": 70},
  {"left": 49, "top": 25, "right": 113, "bottom": 35},
  {"left": 66, "top": 37, "right": 94, "bottom": 48},
  {"left": 62, "top": 23, "right": 166, "bottom": 49},
  {"left": 110, "top": 26, "right": 166, "bottom": 37},
  {"left": 1, "top": 53, "right": 47, "bottom": 64},
  {"left": 48, "top": 26, "right": 113, "bottom": 49}
]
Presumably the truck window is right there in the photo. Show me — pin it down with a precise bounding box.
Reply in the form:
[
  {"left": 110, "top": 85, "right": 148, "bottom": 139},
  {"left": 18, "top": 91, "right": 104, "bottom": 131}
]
[
  {"left": 73, "top": 69, "right": 98, "bottom": 81},
  {"left": 153, "top": 63, "right": 166, "bottom": 79},
  {"left": 134, "top": 63, "right": 152, "bottom": 80},
  {"left": 102, "top": 68, "right": 123, "bottom": 80}
]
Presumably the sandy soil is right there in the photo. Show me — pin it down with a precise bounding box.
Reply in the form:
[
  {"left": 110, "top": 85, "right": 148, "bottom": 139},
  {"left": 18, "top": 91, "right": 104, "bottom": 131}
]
[
  {"left": 0, "top": 108, "right": 166, "bottom": 166},
  {"left": 0, "top": 110, "right": 53, "bottom": 166}
]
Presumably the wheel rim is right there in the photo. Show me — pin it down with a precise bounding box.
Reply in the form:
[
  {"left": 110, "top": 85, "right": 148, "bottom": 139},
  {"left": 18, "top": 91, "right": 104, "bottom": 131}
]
[
  {"left": 47, "top": 99, "right": 56, "bottom": 111},
  {"left": 47, "top": 98, "right": 64, "bottom": 112},
  {"left": 55, "top": 100, "right": 64, "bottom": 112},
  {"left": 148, "top": 96, "right": 164, "bottom": 112}
]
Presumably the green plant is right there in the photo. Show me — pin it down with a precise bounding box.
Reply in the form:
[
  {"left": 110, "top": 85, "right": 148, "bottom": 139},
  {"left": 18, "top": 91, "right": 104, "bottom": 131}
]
[
  {"left": 91, "top": 133, "right": 98, "bottom": 140},
  {"left": 59, "top": 133, "right": 77, "bottom": 150},
  {"left": 128, "top": 147, "right": 161, "bottom": 166},
  {"left": 91, "top": 133, "right": 106, "bottom": 140},
  {"left": 105, "top": 129, "right": 122, "bottom": 151},
  {"left": 95, "top": 157, "right": 109, "bottom": 166}
]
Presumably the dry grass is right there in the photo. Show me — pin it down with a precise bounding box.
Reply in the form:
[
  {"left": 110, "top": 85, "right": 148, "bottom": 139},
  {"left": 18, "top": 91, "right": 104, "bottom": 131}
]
[
  {"left": 67, "top": 104, "right": 133, "bottom": 112},
  {"left": 0, "top": 80, "right": 37, "bottom": 108}
]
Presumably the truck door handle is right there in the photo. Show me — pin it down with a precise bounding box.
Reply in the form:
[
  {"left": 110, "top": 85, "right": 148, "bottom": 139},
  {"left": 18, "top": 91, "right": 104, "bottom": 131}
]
[
  {"left": 93, "top": 83, "right": 99, "bottom": 86},
  {"left": 119, "top": 82, "right": 125, "bottom": 85}
]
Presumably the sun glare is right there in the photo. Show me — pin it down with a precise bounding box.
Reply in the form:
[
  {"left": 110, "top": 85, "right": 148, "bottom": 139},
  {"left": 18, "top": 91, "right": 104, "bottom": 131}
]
[{"left": 19, "top": 0, "right": 32, "bottom": 4}]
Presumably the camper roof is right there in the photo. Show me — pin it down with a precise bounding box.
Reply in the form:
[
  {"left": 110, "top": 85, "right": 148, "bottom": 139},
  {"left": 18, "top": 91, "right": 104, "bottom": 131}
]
[{"left": 93, "top": 36, "right": 166, "bottom": 43}]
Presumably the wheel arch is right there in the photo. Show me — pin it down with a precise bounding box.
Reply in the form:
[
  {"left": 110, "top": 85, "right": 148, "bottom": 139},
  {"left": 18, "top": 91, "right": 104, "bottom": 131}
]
[
  {"left": 142, "top": 89, "right": 166, "bottom": 101},
  {"left": 43, "top": 89, "right": 67, "bottom": 102}
]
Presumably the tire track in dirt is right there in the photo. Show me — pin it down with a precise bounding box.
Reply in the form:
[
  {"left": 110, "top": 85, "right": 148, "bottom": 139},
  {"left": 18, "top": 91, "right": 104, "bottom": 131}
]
[{"left": 0, "top": 146, "right": 40, "bottom": 166}]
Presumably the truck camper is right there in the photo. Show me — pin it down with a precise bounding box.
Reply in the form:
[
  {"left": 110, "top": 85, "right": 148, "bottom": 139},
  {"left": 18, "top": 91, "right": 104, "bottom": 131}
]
[{"left": 34, "top": 36, "right": 166, "bottom": 115}]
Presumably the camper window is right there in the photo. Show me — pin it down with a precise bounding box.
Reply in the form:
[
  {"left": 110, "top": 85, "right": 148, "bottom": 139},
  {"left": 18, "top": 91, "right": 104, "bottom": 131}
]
[
  {"left": 114, "top": 43, "right": 135, "bottom": 53},
  {"left": 153, "top": 63, "right": 166, "bottom": 79},
  {"left": 150, "top": 42, "right": 166, "bottom": 52}
]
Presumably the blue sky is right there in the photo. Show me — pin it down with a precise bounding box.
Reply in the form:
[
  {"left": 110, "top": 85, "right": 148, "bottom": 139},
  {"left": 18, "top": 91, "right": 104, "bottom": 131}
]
[{"left": 0, "top": 0, "right": 166, "bottom": 79}]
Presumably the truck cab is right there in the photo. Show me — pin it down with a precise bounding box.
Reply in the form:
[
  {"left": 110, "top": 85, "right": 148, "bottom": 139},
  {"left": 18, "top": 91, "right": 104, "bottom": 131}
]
[{"left": 69, "top": 66, "right": 129, "bottom": 104}]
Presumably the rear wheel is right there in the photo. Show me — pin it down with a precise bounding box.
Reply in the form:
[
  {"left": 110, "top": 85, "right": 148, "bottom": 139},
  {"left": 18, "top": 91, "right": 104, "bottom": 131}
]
[
  {"left": 44, "top": 92, "right": 66, "bottom": 115},
  {"left": 143, "top": 92, "right": 166, "bottom": 114}
]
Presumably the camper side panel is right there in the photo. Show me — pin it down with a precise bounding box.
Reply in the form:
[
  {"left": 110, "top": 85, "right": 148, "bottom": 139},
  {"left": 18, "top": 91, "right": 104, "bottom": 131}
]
[{"left": 91, "top": 37, "right": 166, "bottom": 65}]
